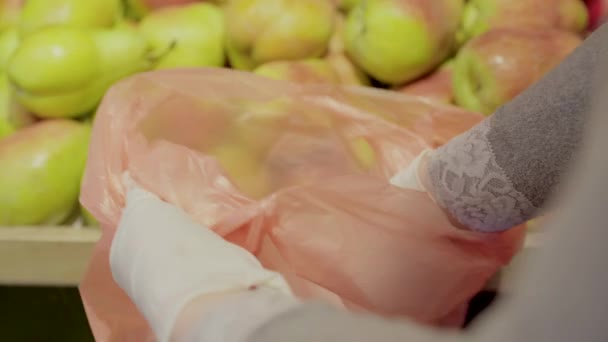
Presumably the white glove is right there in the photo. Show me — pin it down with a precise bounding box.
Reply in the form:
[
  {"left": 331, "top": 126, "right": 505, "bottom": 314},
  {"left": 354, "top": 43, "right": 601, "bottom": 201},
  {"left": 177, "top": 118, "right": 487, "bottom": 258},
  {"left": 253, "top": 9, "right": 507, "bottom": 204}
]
[
  {"left": 389, "top": 149, "right": 432, "bottom": 192},
  {"left": 110, "top": 180, "right": 298, "bottom": 342}
]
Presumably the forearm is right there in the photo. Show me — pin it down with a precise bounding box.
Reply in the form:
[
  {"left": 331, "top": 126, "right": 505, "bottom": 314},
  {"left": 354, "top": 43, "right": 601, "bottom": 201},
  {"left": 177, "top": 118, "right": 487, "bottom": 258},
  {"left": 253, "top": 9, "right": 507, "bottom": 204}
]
[{"left": 424, "top": 23, "right": 608, "bottom": 232}]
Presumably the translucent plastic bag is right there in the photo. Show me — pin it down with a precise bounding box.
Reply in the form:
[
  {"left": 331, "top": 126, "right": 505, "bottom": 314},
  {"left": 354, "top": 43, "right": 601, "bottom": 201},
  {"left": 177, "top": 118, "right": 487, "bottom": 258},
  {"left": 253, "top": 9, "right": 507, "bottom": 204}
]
[{"left": 80, "top": 68, "right": 525, "bottom": 341}]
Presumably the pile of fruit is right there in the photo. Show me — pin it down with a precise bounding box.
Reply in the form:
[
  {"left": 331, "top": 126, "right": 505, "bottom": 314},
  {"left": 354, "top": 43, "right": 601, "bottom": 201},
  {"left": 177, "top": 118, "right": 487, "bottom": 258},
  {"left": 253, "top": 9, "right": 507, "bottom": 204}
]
[{"left": 0, "top": 0, "right": 599, "bottom": 227}]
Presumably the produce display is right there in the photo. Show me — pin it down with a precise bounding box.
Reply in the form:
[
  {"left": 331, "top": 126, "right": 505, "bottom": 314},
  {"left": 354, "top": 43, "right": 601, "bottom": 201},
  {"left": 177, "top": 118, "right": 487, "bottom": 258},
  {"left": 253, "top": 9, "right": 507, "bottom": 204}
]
[{"left": 0, "top": 0, "right": 599, "bottom": 228}]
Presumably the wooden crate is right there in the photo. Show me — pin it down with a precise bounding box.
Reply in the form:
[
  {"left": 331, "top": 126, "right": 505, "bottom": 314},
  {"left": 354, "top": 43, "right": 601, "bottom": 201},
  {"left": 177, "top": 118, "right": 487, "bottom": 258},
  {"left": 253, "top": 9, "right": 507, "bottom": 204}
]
[
  {"left": 0, "top": 225, "right": 540, "bottom": 290},
  {"left": 0, "top": 226, "right": 101, "bottom": 286}
]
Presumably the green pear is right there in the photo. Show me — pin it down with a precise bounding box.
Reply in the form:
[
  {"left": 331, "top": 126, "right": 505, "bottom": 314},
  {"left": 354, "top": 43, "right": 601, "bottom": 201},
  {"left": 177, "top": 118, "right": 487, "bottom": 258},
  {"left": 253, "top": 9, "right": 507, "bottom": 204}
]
[
  {"left": 7, "top": 25, "right": 151, "bottom": 118},
  {"left": 80, "top": 204, "right": 98, "bottom": 226},
  {"left": 19, "top": 0, "right": 123, "bottom": 37},
  {"left": 458, "top": 0, "right": 588, "bottom": 44},
  {"left": 328, "top": 13, "right": 347, "bottom": 55},
  {"left": 344, "top": 0, "right": 463, "bottom": 85},
  {"left": 254, "top": 59, "right": 340, "bottom": 84},
  {"left": 123, "top": 0, "right": 203, "bottom": 20},
  {"left": 453, "top": 28, "right": 582, "bottom": 115},
  {"left": 0, "top": 27, "right": 18, "bottom": 73},
  {"left": 338, "top": 0, "right": 360, "bottom": 12},
  {"left": 326, "top": 13, "right": 370, "bottom": 86},
  {"left": 0, "top": 119, "right": 91, "bottom": 226},
  {"left": 224, "top": 0, "right": 335, "bottom": 70},
  {"left": 122, "top": 0, "right": 150, "bottom": 20},
  {"left": 0, "top": 0, "right": 24, "bottom": 33},
  {"left": 0, "top": 74, "right": 35, "bottom": 139},
  {"left": 326, "top": 53, "right": 370, "bottom": 86},
  {"left": 139, "top": 3, "right": 225, "bottom": 69}
]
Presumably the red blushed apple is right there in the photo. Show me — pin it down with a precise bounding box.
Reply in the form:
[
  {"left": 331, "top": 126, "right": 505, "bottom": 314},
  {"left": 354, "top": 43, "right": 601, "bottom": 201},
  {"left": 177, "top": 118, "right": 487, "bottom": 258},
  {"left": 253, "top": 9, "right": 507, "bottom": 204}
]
[
  {"left": 453, "top": 28, "right": 582, "bottom": 115},
  {"left": 586, "top": 0, "right": 608, "bottom": 30}
]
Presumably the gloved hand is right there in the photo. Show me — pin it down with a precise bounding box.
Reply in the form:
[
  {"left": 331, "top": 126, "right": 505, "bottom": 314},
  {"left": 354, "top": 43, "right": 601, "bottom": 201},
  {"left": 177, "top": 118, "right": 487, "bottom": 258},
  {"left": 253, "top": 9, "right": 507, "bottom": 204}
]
[
  {"left": 110, "top": 175, "right": 299, "bottom": 342},
  {"left": 389, "top": 149, "right": 469, "bottom": 233}
]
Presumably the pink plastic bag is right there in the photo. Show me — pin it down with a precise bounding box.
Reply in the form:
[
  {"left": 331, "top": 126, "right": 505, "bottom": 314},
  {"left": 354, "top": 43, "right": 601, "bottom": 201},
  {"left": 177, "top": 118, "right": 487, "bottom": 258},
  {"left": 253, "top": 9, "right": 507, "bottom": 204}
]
[{"left": 80, "top": 68, "right": 525, "bottom": 341}]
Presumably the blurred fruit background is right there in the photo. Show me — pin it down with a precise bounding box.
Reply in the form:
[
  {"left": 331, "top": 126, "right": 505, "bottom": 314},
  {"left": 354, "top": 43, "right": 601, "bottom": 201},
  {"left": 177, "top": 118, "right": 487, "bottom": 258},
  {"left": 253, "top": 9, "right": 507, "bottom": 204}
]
[
  {"left": 0, "top": 0, "right": 602, "bottom": 229},
  {"left": 0, "top": 0, "right": 604, "bottom": 340}
]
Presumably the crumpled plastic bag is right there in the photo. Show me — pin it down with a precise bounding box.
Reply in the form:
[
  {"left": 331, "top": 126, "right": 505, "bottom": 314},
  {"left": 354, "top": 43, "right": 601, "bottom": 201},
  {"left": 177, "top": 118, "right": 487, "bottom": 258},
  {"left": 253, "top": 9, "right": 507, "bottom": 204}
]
[{"left": 80, "top": 68, "right": 526, "bottom": 342}]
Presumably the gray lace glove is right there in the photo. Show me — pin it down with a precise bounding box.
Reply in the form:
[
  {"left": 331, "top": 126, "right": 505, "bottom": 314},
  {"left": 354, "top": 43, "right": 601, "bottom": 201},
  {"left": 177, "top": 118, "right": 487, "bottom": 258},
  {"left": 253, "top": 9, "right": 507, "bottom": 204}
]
[{"left": 425, "top": 23, "right": 608, "bottom": 232}]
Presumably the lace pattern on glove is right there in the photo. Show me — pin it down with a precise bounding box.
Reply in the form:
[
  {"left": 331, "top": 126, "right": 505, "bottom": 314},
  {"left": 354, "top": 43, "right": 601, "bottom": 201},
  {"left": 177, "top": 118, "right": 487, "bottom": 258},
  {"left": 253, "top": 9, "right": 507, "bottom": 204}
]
[{"left": 427, "top": 119, "right": 538, "bottom": 232}]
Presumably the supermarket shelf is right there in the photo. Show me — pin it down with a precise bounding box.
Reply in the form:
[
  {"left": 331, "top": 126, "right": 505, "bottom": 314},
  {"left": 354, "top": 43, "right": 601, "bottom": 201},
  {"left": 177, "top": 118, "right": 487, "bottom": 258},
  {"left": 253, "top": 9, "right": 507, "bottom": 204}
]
[
  {"left": 0, "top": 225, "right": 541, "bottom": 290},
  {"left": 0, "top": 226, "right": 101, "bottom": 286}
]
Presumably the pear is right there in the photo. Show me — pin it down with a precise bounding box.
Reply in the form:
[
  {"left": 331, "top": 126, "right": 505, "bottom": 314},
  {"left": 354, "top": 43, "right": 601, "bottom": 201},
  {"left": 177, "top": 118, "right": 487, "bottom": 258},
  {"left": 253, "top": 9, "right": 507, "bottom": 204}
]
[
  {"left": 230, "top": 98, "right": 291, "bottom": 157},
  {"left": 344, "top": 0, "right": 464, "bottom": 85},
  {"left": 80, "top": 204, "right": 99, "bottom": 226},
  {"left": 0, "top": 119, "right": 91, "bottom": 225},
  {"left": 0, "top": 74, "right": 35, "bottom": 139},
  {"left": 7, "top": 25, "right": 152, "bottom": 118},
  {"left": 0, "top": 27, "right": 18, "bottom": 73},
  {"left": 326, "top": 15, "right": 370, "bottom": 86},
  {"left": 254, "top": 59, "right": 340, "bottom": 84},
  {"left": 328, "top": 13, "right": 349, "bottom": 55},
  {"left": 348, "top": 136, "right": 376, "bottom": 171},
  {"left": 19, "top": 0, "right": 123, "bottom": 37},
  {"left": 452, "top": 28, "right": 582, "bottom": 115},
  {"left": 208, "top": 142, "right": 271, "bottom": 199},
  {"left": 326, "top": 54, "right": 370, "bottom": 86},
  {"left": 338, "top": 0, "right": 360, "bottom": 12},
  {"left": 123, "top": 0, "right": 202, "bottom": 20},
  {"left": 0, "top": 0, "right": 23, "bottom": 33},
  {"left": 458, "top": 0, "right": 588, "bottom": 44},
  {"left": 139, "top": 3, "right": 225, "bottom": 69},
  {"left": 224, "top": 0, "right": 335, "bottom": 70}
]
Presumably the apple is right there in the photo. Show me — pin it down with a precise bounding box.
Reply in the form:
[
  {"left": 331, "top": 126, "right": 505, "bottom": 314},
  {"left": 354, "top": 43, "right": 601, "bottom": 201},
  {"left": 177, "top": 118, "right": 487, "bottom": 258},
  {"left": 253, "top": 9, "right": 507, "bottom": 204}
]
[
  {"left": 453, "top": 28, "right": 582, "bottom": 115},
  {"left": 458, "top": 0, "right": 588, "bottom": 44},
  {"left": 7, "top": 25, "right": 151, "bottom": 118},
  {"left": 139, "top": 3, "right": 225, "bottom": 69},
  {"left": 0, "top": 74, "right": 35, "bottom": 139},
  {"left": 587, "top": 0, "right": 608, "bottom": 30},
  {"left": 0, "top": 119, "right": 91, "bottom": 225},
  {"left": 0, "top": 0, "right": 24, "bottom": 33},
  {"left": 344, "top": 0, "right": 463, "bottom": 85},
  {"left": 398, "top": 60, "right": 455, "bottom": 104},
  {"left": 224, "top": 0, "right": 335, "bottom": 70},
  {"left": 19, "top": 0, "right": 123, "bottom": 37},
  {"left": 0, "top": 27, "right": 19, "bottom": 73},
  {"left": 253, "top": 59, "right": 340, "bottom": 84}
]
